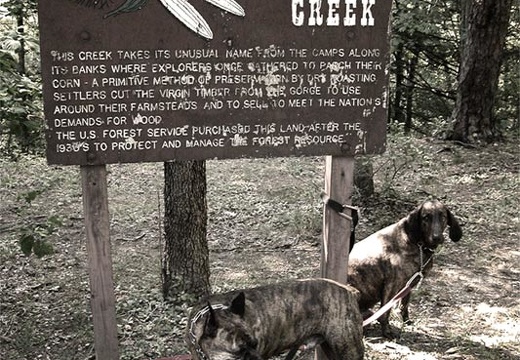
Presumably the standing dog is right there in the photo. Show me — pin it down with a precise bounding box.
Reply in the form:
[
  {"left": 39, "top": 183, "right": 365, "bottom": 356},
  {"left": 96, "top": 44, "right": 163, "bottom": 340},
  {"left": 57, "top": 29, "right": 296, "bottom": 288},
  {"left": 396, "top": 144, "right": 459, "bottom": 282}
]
[
  {"left": 347, "top": 200, "right": 462, "bottom": 338},
  {"left": 186, "top": 278, "right": 364, "bottom": 360}
]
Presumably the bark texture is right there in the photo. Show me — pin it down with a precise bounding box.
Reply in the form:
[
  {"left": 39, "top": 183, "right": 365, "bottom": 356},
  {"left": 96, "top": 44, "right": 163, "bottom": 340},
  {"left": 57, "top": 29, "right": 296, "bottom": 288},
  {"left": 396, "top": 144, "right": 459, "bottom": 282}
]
[
  {"left": 450, "top": 0, "right": 513, "bottom": 142},
  {"left": 162, "top": 160, "right": 210, "bottom": 300}
]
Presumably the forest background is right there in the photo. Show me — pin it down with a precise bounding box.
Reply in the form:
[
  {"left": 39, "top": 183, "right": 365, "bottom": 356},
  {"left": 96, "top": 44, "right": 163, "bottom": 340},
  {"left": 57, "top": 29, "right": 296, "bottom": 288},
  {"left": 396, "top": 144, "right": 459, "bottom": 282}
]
[{"left": 0, "top": 1, "right": 518, "bottom": 359}]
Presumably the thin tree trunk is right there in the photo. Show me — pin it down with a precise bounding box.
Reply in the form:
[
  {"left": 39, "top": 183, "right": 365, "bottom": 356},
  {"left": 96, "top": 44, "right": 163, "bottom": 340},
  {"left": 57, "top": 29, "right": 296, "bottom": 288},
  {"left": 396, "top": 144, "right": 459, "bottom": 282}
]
[
  {"left": 16, "top": 11, "right": 26, "bottom": 75},
  {"left": 450, "top": 0, "right": 513, "bottom": 143},
  {"left": 404, "top": 47, "right": 419, "bottom": 134},
  {"left": 393, "top": 42, "right": 405, "bottom": 125},
  {"left": 15, "top": 7, "right": 30, "bottom": 152},
  {"left": 162, "top": 160, "right": 210, "bottom": 301}
]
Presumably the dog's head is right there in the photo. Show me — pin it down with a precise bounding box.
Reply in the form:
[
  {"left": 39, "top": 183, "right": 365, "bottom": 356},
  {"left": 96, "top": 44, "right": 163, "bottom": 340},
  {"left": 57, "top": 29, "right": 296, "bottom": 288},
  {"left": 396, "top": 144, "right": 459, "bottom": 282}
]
[
  {"left": 187, "top": 292, "right": 261, "bottom": 360},
  {"left": 404, "top": 200, "right": 462, "bottom": 248}
]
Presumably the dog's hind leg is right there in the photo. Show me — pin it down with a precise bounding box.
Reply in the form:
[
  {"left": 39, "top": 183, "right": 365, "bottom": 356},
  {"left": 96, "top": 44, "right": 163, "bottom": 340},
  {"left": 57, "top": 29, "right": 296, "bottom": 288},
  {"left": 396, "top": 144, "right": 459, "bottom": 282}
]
[
  {"left": 317, "top": 342, "right": 341, "bottom": 360},
  {"left": 324, "top": 322, "right": 364, "bottom": 359},
  {"left": 321, "top": 340, "right": 363, "bottom": 360},
  {"left": 284, "top": 335, "right": 324, "bottom": 360}
]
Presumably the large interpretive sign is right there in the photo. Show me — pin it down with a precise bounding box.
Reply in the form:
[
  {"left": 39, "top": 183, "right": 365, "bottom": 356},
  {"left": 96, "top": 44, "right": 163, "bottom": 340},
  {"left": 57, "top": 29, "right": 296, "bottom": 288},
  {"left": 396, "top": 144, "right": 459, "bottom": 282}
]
[{"left": 39, "top": 0, "right": 392, "bottom": 165}]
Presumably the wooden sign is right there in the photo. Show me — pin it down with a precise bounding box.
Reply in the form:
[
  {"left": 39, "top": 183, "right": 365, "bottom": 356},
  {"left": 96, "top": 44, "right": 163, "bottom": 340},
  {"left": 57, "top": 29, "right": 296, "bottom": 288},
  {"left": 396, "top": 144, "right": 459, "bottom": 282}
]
[
  {"left": 39, "top": 0, "right": 392, "bottom": 165},
  {"left": 37, "top": 2, "right": 393, "bottom": 358}
]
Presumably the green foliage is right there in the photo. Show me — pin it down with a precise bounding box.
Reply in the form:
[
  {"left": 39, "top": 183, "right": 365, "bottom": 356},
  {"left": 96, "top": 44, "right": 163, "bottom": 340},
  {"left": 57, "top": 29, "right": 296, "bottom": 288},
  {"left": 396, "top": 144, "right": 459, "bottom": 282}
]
[
  {"left": 390, "top": 0, "right": 459, "bottom": 131},
  {"left": 0, "top": 71, "right": 44, "bottom": 154},
  {"left": 389, "top": 0, "right": 518, "bottom": 137},
  {"left": 496, "top": 6, "right": 520, "bottom": 135},
  {"left": 14, "top": 189, "right": 62, "bottom": 258},
  {"left": 0, "top": 0, "right": 44, "bottom": 156}
]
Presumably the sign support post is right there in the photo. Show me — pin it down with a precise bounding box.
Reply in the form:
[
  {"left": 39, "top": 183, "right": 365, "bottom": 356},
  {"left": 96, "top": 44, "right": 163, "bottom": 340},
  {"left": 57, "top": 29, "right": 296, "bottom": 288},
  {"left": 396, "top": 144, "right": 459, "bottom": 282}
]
[
  {"left": 320, "top": 155, "right": 355, "bottom": 283},
  {"left": 317, "top": 155, "right": 354, "bottom": 360},
  {"left": 81, "top": 165, "right": 120, "bottom": 359}
]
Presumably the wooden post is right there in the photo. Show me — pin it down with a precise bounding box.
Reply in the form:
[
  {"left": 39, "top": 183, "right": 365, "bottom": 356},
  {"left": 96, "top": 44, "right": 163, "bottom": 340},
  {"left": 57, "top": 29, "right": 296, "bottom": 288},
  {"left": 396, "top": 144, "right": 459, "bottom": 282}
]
[
  {"left": 81, "top": 165, "right": 120, "bottom": 359},
  {"left": 321, "top": 155, "right": 355, "bottom": 282},
  {"left": 316, "top": 155, "right": 355, "bottom": 360}
]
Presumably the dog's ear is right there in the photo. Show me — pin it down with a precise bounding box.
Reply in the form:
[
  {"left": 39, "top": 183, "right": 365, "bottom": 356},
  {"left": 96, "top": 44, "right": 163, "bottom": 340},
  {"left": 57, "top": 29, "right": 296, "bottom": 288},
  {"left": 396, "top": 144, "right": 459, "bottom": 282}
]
[
  {"left": 447, "top": 209, "right": 463, "bottom": 242},
  {"left": 229, "top": 292, "right": 246, "bottom": 318},
  {"left": 204, "top": 302, "right": 219, "bottom": 338},
  {"left": 404, "top": 204, "right": 423, "bottom": 243}
]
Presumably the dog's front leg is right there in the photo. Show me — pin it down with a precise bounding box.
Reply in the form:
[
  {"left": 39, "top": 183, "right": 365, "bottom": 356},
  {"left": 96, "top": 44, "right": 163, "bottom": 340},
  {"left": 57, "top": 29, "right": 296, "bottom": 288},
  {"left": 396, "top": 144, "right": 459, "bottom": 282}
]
[
  {"left": 400, "top": 293, "right": 411, "bottom": 324},
  {"left": 378, "top": 310, "right": 393, "bottom": 338},
  {"left": 379, "top": 291, "right": 400, "bottom": 339}
]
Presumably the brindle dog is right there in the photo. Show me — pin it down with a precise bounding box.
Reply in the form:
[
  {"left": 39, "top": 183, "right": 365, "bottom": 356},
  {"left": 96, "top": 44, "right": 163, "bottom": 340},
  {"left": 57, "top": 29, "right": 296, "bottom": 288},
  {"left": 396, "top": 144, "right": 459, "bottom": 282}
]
[
  {"left": 186, "top": 278, "right": 364, "bottom": 360},
  {"left": 347, "top": 199, "right": 463, "bottom": 338}
]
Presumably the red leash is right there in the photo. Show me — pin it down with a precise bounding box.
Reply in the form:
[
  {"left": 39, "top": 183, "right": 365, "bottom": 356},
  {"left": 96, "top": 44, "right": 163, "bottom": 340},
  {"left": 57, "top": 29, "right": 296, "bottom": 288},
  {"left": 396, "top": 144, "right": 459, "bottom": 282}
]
[{"left": 362, "top": 271, "right": 423, "bottom": 327}]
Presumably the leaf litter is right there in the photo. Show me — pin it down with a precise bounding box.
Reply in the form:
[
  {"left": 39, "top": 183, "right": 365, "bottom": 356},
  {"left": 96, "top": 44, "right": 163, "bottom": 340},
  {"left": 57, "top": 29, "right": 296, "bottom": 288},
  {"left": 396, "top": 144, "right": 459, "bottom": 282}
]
[{"left": 0, "top": 137, "right": 518, "bottom": 359}]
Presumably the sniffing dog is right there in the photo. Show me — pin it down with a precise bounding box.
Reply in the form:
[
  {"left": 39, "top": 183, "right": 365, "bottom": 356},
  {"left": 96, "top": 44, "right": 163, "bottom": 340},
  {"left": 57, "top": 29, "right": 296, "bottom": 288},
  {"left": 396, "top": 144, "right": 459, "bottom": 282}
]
[
  {"left": 186, "top": 278, "right": 364, "bottom": 360},
  {"left": 347, "top": 199, "right": 463, "bottom": 337}
]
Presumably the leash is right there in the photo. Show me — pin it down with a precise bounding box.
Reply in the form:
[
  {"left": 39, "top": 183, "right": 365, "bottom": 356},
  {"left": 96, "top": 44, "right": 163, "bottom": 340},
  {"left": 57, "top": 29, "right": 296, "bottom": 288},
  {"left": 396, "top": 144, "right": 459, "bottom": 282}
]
[
  {"left": 362, "top": 245, "right": 433, "bottom": 327},
  {"left": 321, "top": 193, "right": 359, "bottom": 252},
  {"left": 321, "top": 193, "right": 359, "bottom": 223}
]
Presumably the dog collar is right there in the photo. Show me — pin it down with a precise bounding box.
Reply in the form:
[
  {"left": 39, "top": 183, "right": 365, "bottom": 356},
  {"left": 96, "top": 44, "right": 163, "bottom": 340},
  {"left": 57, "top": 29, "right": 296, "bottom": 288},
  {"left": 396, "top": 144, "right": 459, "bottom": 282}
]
[
  {"left": 418, "top": 244, "right": 435, "bottom": 271},
  {"left": 189, "top": 303, "right": 228, "bottom": 360}
]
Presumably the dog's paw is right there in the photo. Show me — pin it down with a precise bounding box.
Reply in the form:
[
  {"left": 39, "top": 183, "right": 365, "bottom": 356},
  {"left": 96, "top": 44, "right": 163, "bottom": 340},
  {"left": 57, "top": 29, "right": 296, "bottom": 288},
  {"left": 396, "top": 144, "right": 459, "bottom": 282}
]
[
  {"left": 382, "top": 327, "right": 402, "bottom": 340},
  {"left": 381, "top": 322, "right": 403, "bottom": 340}
]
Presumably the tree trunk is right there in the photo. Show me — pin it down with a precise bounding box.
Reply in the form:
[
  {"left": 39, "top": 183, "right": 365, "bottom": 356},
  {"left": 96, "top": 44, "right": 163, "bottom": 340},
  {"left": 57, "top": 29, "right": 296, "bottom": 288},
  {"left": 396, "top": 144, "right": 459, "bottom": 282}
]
[
  {"left": 162, "top": 160, "right": 210, "bottom": 301},
  {"left": 16, "top": 10, "right": 26, "bottom": 75},
  {"left": 450, "top": 0, "right": 513, "bottom": 143},
  {"left": 404, "top": 47, "right": 419, "bottom": 134},
  {"left": 392, "top": 42, "right": 405, "bottom": 125}
]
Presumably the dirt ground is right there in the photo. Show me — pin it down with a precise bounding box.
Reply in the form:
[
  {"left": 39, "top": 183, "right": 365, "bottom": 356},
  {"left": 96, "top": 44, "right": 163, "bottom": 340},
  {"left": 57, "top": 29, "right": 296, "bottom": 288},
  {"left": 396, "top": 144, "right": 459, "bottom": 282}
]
[{"left": 0, "top": 135, "right": 518, "bottom": 360}]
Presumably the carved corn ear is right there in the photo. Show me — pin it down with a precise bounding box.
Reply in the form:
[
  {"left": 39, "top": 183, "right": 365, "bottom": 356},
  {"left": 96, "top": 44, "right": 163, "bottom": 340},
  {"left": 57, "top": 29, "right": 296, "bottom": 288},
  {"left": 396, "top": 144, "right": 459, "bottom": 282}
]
[
  {"left": 159, "top": 0, "right": 213, "bottom": 40},
  {"left": 205, "top": 0, "right": 245, "bottom": 16}
]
